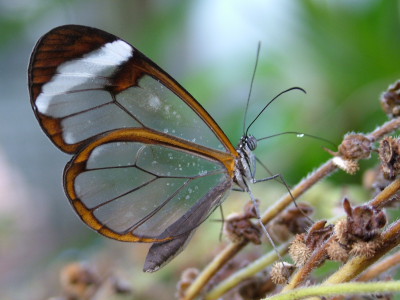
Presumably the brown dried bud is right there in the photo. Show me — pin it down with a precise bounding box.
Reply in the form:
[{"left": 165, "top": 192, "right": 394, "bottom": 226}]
[
  {"left": 333, "top": 199, "right": 387, "bottom": 261},
  {"left": 238, "top": 272, "right": 276, "bottom": 299},
  {"left": 343, "top": 199, "right": 386, "bottom": 242},
  {"left": 326, "top": 238, "right": 350, "bottom": 262},
  {"left": 289, "top": 221, "right": 334, "bottom": 267},
  {"left": 224, "top": 214, "right": 261, "bottom": 244},
  {"left": 288, "top": 234, "right": 311, "bottom": 266},
  {"left": 381, "top": 80, "right": 400, "bottom": 118},
  {"left": 350, "top": 239, "right": 382, "bottom": 258},
  {"left": 224, "top": 201, "right": 262, "bottom": 244},
  {"left": 176, "top": 268, "right": 199, "bottom": 299},
  {"left": 270, "top": 262, "right": 295, "bottom": 285},
  {"left": 60, "top": 262, "right": 100, "bottom": 300},
  {"left": 57, "top": 262, "right": 132, "bottom": 300},
  {"left": 379, "top": 137, "right": 400, "bottom": 180},
  {"left": 334, "top": 219, "right": 349, "bottom": 244},
  {"left": 326, "top": 134, "right": 372, "bottom": 175},
  {"left": 304, "top": 220, "right": 334, "bottom": 251},
  {"left": 338, "top": 134, "right": 372, "bottom": 160}
]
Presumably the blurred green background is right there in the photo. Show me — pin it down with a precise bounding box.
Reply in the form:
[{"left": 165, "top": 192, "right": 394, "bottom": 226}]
[{"left": 1, "top": 1, "right": 399, "bottom": 299}]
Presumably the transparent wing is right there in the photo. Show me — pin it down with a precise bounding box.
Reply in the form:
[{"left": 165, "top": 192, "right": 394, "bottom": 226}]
[
  {"left": 143, "top": 177, "right": 231, "bottom": 272},
  {"left": 29, "top": 25, "right": 236, "bottom": 155},
  {"left": 64, "top": 129, "right": 233, "bottom": 242}
]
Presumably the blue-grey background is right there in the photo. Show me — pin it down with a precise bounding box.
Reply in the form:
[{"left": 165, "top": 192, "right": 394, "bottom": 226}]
[{"left": 0, "top": 1, "right": 399, "bottom": 299}]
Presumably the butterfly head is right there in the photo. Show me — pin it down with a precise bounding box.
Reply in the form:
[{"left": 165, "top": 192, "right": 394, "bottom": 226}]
[{"left": 239, "top": 135, "right": 257, "bottom": 152}]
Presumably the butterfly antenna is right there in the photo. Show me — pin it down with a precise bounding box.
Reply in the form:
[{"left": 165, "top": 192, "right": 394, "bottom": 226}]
[
  {"left": 243, "top": 42, "right": 262, "bottom": 135},
  {"left": 254, "top": 130, "right": 333, "bottom": 224},
  {"left": 245, "top": 87, "right": 306, "bottom": 136},
  {"left": 257, "top": 131, "right": 336, "bottom": 148}
]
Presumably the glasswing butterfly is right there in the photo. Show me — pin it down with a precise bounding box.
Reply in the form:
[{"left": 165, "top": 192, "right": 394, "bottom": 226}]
[{"left": 28, "top": 25, "right": 285, "bottom": 272}]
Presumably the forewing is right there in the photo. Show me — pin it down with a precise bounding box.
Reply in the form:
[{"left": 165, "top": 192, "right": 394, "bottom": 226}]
[
  {"left": 28, "top": 25, "right": 236, "bottom": 154},
  {"left": 64, "top": 129, "right": 233, "bottom": 243}
]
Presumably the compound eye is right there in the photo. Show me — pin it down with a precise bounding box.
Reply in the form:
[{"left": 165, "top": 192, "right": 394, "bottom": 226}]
[{"left": 246, "top": 135, "right": 257, "bottom": 151}]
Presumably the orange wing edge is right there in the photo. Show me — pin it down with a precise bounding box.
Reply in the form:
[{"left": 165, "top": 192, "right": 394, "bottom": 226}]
[{"left": 64, "top": 127, "right": 236, "bottom": 243}]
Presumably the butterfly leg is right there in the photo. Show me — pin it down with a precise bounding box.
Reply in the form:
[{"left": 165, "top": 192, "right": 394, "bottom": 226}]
[
  {"left": 252, "top": 174, "right": 280, "bottom": 183},
  {"left": 253, "top": 173, "right": 293, "bottom": 200},
  {"left": 232, "top": 187, "right": 246, "bottom": 192},
  {"left": 255, "top": 173, "right": 313, "bottom": 222},
  {"left": 245, "top": 184, "right": 285, "bottom": 262}
]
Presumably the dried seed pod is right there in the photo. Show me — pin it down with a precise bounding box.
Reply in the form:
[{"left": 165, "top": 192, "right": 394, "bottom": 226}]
[
  {"left": 381, "top": 80, "right": 400, "bottom": 118},
  {"left": 350, "top": 238, "right": 382, "bottom": 258},
  {"left": 344, "top": 198, "right": 386, "bottom": 242},
  {"left": 327, "top": 134, "right": 372, "bottom": 174},
  {"left": 379, "top": 137, "right": 400, "bottom": 180},
  {"left": 289, "top": 221, "right": 334, "bottom": 267},
  {"left": 176, "top": 268, "right": 199, "bottom": 299},
  {"left": 326, "top": 238, "right": 350, "bottom": 262},
  {"left": 58, "top": 262, "right": 133, "bottom": 300},
  {"left": 238, "top": 272, "right": 277, "bottom": 299},
  {"left": 304, "top": 220, "right": 334, "bottom": 251},
  {"left": 270, "top": 262, "right": 295, "bottom": 285},
  {"left": 224, "top": 201, "right": 262, "bottom": 244},
  {"left": 332, "top": 199, "right": 387, "bottom": 261},
  {"left": 334, "top": 218, "right": 349, "bottom": 244},
  {"left": 338, "top": 134, "right": 372, "bottom": 160},
  {"left": 289, "top": 233, "right": 311, "bottom": 267},
  {"left": 60, "top": 262, "right": 100, "bottom": 300},
  {"left": 326, "top": 133, "right": 373, "bottom": 160}
]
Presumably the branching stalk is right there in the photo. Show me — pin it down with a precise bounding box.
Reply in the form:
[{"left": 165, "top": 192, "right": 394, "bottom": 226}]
[{"left": 183, "top": 85, "right": 400, "bottom": 300}]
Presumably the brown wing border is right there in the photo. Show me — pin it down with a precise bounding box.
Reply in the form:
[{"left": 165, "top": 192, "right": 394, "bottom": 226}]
[
  {"left": 28, "top": 25, "right": 119, "bottom": 153},
  {"left": 28, "top": 25, "right": 238, "bottom": 156},
  {"left": 64, "top": 127, "right": 235, "bottom": 242}
]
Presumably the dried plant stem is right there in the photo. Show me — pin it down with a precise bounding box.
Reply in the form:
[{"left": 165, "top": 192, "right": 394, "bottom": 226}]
[
  {"left": 323, "top": 219, "right": 400, "bottom": 285},
  {"left": 369, "top": 178, "right": 400, "bottom": 209},
  {"left": 204, "top": 242, "right": 290, "bottom": 300},
  {"left": 367, "top": 117, "right": 400, "bottom": 141},
  {"left": 261, "top": 161, "right": 337, "bottom": 224},
  {"left": 299, "top": 222, "right": 400, "bottom": 300},
  {"left": 283, "top": 219, "right": 400, "bottom": 294},
  {"left": 357, "top": 251, "right": 400, "bottom": 281},
  {"left": 183, "top": 240, "right": 247, "bottom": 300},
  {"left": 282, "top": 235, "right": 335, "bottom": 291},
  {"left": 183, "top": 117, "right": 400, "bottom": 300},
  {"left": 183, "top": 161, "right": 337, "bottom": 300},
  {"left": 266, "top": 281, "right": 400, "bottom": 300},
  {"left": 283, "top": 178, "right": 400, "bottom": 291}
]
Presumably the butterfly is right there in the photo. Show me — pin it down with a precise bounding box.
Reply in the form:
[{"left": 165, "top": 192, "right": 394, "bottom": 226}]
[{"left": 28, "top": 25, "right": 282, "bottom": 272}]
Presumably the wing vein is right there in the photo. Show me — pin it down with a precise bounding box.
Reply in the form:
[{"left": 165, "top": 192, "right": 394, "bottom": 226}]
[
  {"left": 90, "top": 176, "right": 158, "bottom": 211},
  {"left": 122, "top": 179, "right": 192, "bottom": 234}
]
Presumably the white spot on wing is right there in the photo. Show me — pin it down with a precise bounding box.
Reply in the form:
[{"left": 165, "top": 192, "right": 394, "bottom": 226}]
[
  {"left": 75, "top": 40, "right": 132, "bottom": 66},
  {"left": 147, "top": 95, "right": 162, "bottom": 110},
  {"left": 36, "top": 40, "right": 133, "bottom": 115}
]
